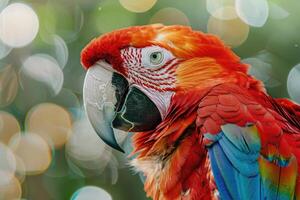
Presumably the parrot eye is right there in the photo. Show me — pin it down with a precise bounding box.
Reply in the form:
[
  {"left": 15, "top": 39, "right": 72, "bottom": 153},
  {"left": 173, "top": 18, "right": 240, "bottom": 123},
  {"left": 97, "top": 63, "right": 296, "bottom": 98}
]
[
  {"left": 150, "top": 51, "right": 164, "bottom": 65},
  {"left": 140, "top": 46, "right": 174, "bottom": 69}
]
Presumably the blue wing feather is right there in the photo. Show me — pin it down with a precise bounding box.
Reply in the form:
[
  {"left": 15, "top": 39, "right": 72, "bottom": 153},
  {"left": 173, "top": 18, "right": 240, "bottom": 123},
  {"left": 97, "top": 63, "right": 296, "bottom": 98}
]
[
  {"left": 206, "top": 124, "right": 297, "bottom": 200},
  {"left": 208, "top": 137, "right": 261, "bottom": 200},
  {"left": 205, "top": 124, "right": 262, "bottom": 200}
]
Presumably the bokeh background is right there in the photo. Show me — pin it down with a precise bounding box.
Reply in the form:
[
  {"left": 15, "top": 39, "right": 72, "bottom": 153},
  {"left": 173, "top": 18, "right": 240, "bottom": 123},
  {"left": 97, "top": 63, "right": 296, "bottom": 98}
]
[{"left": 0, "top": 0, "right": 300, "bottom": 199}]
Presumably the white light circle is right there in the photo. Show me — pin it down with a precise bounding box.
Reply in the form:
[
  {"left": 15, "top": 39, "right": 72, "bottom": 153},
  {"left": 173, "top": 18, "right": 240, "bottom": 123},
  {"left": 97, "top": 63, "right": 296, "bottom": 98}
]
[
  {"left": 71, "top": 186, "right": 112, "bottom": 200},
  {"left": 0, "top": 3, "right": 39, "bottom": 47},
  {"left": 235, "top": 0, "right": 269, "bottom": 27},
  {"left": 287, "top": 64, "right": 300, "bottom": 103},
  {"left": 243, "top": 57, "right": 272, "bottom": 83},
  {"left": 20, "top": 54, "right": 63, "bottom": 95},
  {"left": 243, "top": 57, "right": 280, "bottom": 88},
  {"left": 43, "top": 34, "right": 68, "bottom": 69},
  {"left": 66, "top": 117, "right": 113, "bottom": 172},
  {"left": 206, "top": 0, "right": 236, "bottom": 20}
]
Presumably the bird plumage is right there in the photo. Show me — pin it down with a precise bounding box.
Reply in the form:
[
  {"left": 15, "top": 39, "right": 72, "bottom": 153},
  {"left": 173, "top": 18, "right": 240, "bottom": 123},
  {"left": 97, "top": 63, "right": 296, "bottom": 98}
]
[{"left": 81, "top": 24, "right": 300, "bottom": 200}]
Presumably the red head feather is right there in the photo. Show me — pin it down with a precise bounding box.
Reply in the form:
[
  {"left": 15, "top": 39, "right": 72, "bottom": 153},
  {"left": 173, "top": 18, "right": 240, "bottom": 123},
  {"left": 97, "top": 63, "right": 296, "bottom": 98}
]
[{"left": 81, "top": 24, "right": 248, "bottom": 74}]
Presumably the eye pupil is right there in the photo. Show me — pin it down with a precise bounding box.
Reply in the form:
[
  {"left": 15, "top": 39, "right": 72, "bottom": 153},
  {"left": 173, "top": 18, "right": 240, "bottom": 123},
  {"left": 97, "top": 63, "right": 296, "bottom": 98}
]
[{"left": 149, "top": 51, "right": 163, "bottom": 65}]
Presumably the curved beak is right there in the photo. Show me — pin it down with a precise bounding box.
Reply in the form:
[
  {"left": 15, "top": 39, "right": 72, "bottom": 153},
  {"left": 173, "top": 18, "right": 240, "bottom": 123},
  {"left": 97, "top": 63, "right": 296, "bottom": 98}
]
[
  {"left": 83, "top": 61, "right": 162, "bottom": 153},
  {"left": 83, "top": 63, "right": 125, "bottom": 152}
]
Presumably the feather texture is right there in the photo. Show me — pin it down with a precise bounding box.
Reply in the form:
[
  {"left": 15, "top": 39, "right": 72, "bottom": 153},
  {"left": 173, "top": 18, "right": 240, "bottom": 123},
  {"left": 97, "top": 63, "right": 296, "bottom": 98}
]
[
  {"left": 197, "top": 83, "right": 300, "bottom": 200},
  {"left": 81, "top": 25, "right": 300, "bottom": 200}
]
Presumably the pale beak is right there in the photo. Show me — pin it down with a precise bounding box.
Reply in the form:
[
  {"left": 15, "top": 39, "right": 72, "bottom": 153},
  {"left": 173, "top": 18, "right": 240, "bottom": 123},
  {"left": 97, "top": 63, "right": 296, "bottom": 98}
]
[
  {"left": 83, "top": 62, "right": 125, "bottom": 152},
  {"left": 83, "top": 61, "right": 162, "bottom": 153}
]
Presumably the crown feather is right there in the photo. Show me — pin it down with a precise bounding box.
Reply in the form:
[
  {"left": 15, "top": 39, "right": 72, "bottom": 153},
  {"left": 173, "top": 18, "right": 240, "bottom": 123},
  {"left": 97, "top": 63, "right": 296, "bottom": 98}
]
[{"left": 81, "top": 24, "right": 248, "bottom": 73}]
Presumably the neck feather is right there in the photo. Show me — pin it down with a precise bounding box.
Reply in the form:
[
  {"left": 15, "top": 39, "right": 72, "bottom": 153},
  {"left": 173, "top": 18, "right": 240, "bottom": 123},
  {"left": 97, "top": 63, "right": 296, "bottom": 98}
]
[
  {"left": 130, "top": 76, "right": 264, "bottom": 200},
  {"left": 130, "top": 90, "right": 217, "bottom": 199}
]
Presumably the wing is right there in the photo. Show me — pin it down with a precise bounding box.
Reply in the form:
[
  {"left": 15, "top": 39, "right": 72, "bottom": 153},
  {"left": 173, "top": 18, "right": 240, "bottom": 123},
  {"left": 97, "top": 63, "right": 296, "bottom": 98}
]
[{"left": 196, "top": 83, "right": 298, "bottom": 200}]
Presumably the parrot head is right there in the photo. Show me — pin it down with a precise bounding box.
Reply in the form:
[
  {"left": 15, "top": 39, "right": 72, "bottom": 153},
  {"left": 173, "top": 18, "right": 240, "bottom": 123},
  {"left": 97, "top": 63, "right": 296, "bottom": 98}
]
[{"left": 81, "top": 24, "right": 257, "bottom": 152}]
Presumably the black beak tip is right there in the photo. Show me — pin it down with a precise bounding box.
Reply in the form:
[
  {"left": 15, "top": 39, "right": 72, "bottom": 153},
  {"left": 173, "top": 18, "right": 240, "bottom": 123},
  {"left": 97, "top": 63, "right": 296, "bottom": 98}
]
[
  {"left": 104, "top": 139, "right": 125, "bottom": 153},
  {"left": 115, "top": 146, "right": 125, "bottom": 153}
]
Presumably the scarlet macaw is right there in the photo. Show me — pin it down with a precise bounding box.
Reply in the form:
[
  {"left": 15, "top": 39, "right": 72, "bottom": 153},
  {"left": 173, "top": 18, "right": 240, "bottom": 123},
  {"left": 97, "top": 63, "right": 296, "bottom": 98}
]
[{"left": 81, "top": 24, "right": 300, "bottom": 200}]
